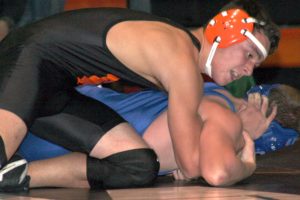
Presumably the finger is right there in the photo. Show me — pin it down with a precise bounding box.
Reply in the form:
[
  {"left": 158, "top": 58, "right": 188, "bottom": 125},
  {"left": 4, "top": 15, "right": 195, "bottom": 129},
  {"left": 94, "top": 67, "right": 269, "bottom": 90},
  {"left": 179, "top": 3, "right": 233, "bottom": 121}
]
[
  {"left": 242, "top": 131, "right": 255, "bottom": 157},
  {"left": 266, "top": 104, "right": 277, "bottom": 125},
  {"left": 243, "top": 131, "right": 254, "bottom": 147},
  {"left": 243, "top": 131, "right": 253, "bottom": 144},
  {"left": 261, "top": 95, "right": 269, "bottom": 114},
  {"left": 178, "top": 170, "right": 185, "bottom": 180},
  {"left": 248, "top": 93, "right": 255, "bottom": 104},
  {"left": 172, "top": 170, "right": 179, "bottom": 180},
  {"left": 248, "top": 93, "right": 262, "bottom": 108},
  {"left": 238, "top": 103, "right": 247, "bottom": 113},
  {"left": 254, "top": 93, "right": 262, "bottom": 108},
  {"left": 173, "top": 169, "right": 186, "bottom": 180}
]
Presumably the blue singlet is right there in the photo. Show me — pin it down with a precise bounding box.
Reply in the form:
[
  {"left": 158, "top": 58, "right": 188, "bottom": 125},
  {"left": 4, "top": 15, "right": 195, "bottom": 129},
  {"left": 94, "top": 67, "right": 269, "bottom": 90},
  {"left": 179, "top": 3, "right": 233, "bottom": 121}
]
[
  {"left": 18, "top": 83, "right": 234, "bottom": 164},
  {"left": 19, "top": 83, "right": 299, "bottom": 173}
]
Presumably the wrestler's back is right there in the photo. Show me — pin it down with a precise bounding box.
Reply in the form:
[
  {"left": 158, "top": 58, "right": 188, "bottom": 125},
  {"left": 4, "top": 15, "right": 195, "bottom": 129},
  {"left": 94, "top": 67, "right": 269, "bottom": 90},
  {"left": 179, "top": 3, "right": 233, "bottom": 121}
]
[{"left": 0, "top": 8, "right": 163, "bottom": 124}]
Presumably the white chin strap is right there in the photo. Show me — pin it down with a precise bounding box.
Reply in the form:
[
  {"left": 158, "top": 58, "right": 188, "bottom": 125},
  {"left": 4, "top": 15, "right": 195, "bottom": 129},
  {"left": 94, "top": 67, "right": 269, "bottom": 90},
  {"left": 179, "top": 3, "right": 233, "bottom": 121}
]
[{"left": 205, "top": 37, "right": 221, "bottom": 78}]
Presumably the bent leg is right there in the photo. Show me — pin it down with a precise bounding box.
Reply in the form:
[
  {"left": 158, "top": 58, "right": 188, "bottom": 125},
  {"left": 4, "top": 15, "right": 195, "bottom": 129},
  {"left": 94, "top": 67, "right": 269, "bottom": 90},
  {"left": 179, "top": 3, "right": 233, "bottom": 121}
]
[
  {"left": 28, "top": 149, "right": 159, "bottom": 189},
  {"left": 0, "top": 109, "right": 27, "bottom": 167},
  {"left": 28, "top": 90, "right": 159, "bottom": 189},
  {"left": 90, "top": 122, "right": 149, "bottom": 158},
  {"left": 87, "top": 122, "right": 160, "bottom": 189}
]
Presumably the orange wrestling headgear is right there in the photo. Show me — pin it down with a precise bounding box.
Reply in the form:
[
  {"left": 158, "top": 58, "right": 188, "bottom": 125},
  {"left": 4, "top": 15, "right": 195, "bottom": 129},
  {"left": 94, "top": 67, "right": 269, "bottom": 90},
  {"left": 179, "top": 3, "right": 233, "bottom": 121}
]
[{"left": 204, "top": 9, "right": 267, "bottom": 77}]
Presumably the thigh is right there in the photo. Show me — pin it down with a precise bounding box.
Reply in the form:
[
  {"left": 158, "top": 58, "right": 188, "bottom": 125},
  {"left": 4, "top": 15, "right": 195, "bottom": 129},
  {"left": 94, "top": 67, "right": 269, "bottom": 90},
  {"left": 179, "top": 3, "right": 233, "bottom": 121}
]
[
  {"left": 90, "top": 122, "right": 149, "bottom": 158},
  {"left": 30, "top": 89, "right": 145, "bottom": 154}
]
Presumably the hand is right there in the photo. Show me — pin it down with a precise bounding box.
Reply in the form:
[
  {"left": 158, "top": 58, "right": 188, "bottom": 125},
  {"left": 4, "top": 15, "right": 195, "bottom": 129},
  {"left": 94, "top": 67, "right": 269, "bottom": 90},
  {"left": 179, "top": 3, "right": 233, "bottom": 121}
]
[
  {"left": 239, "top": 131, "right": 256, "bottom": 174},
  {"left": 172, "top": 169, "right": 188, "bottom": 180},
  {"left": 238, "top": 93, "right": 277, "bottom": 140}
]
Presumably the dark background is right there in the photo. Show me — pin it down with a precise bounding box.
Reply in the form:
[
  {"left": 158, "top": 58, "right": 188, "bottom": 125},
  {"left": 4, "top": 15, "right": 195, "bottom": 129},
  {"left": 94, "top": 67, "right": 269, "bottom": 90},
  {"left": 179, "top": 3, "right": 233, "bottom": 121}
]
[{"left": 128, "top": 0, "right": 300, "bottom": 89}]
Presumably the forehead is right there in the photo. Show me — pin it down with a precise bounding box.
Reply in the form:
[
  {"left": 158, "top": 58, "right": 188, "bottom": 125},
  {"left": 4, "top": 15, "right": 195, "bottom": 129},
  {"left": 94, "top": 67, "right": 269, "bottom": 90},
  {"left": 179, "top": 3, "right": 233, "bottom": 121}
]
[
  {"left": 248, "top": 31, "right": 270, "bottom": 57},
  {"left": 227, "top": 30, "right": 270, "bottom": 63}
]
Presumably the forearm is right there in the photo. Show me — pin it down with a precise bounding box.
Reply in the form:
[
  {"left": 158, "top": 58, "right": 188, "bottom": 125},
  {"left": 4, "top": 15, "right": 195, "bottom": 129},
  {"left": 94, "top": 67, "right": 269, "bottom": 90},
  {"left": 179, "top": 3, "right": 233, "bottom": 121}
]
[
  {"left": 200, "top": 126, "right": 256, "bottom": 186},
  {"left": 220, "top": 131, "right": 257, "bottom": 186},
  {"left": 169, "top": 112, "right": 202, "bottom": 178},
  {"left": 166, "top": 69, "right": 204, "bottom": 178}
]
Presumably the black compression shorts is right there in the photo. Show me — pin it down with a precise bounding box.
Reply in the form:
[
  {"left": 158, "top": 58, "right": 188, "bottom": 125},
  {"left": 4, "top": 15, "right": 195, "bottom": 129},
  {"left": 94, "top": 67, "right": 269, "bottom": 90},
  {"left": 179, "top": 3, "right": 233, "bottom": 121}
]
[{"left": 30, "top": 89, "right": 126, "bottom": 153}]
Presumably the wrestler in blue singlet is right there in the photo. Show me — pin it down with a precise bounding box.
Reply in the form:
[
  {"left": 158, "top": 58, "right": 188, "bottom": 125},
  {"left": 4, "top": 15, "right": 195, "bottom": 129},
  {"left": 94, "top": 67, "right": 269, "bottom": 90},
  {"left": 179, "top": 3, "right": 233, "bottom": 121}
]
[
  {"left": 18, "top": 83, "right": 233, "bottom": 164},
  {"left": 18, "top": 83, "right": 299, "bottom": 173}
]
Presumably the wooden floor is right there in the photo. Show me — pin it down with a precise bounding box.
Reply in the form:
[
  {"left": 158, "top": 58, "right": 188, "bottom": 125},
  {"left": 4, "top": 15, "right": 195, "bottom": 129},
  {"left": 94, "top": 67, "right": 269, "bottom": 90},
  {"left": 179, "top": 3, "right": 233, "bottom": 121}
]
[
  {"left": 1, "top": 175, "right": 300, "bottom": 200},
  {"left": 1, "top": 141, "right": 300, "bottom": 200},
  {"left": 1, "top": 176, "right": 300, "bottom": 200},
  {"left": 108, "top": 185, "right": 300, "bottom": 200}
]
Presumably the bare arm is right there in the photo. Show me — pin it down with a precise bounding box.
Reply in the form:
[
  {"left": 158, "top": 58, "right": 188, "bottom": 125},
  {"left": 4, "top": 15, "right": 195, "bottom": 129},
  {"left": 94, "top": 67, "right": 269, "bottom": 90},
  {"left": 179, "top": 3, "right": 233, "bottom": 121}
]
[
  {"left": 142, "top": 29, "right": 204, "bottom": 178},
  {"left": 199, "top": 105, "right": 255, "bottom": 186},
  {"left": 167, "top": 69, "right": 204, "bottom": 178},
  {"left": 156, "top": 37, "right": 203, "bottom": 178},
  {"left": 106, "top": 22, "right": 204, "bottom": 178}
]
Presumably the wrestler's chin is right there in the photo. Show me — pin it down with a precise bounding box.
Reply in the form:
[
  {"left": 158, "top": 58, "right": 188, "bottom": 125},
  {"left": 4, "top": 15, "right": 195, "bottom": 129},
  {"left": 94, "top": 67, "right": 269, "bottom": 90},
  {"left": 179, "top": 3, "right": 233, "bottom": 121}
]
[{"left": 211, "top": 76, "right": 230, "bottom": 86}]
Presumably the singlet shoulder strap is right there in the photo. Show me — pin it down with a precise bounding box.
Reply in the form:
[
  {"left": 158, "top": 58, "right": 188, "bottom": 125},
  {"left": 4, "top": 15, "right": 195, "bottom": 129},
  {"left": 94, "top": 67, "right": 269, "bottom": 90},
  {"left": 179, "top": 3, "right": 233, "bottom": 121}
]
[{"left": 204, "top": 83, "right": 236, "bottom": 112}]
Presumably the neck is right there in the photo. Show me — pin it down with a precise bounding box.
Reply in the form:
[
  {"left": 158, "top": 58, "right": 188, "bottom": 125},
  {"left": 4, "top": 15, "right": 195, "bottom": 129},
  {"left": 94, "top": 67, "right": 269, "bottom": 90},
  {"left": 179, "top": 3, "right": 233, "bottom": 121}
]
[{"left": 189, "top": 27, "right": 202, "bottom": 42}]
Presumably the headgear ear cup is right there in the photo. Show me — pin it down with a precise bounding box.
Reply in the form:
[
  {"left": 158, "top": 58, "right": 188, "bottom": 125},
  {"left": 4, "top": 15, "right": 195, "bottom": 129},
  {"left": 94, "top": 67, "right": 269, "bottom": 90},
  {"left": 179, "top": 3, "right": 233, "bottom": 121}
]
[{"left": 203, "top": 9, "right": 267, "bottom": 78}]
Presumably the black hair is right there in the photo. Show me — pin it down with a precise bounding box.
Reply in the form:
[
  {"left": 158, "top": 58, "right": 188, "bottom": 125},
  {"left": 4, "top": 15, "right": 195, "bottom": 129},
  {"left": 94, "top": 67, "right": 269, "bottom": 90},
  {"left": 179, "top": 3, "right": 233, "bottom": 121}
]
[{"left": 220, "top": 0, "right": 280, "bottom": 55}]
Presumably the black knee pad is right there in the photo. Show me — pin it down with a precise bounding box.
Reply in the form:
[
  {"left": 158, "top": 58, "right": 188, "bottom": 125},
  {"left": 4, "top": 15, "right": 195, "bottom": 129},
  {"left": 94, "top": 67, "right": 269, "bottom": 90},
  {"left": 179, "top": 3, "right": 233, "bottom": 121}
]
[{"left": 87, "top": 148, "right": 160, "bottom": 189}]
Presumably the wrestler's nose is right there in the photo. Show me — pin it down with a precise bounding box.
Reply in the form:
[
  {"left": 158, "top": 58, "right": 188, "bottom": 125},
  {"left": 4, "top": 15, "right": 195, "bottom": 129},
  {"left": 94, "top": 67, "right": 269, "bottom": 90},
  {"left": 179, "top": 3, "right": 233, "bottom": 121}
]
[{"left": 243, "top": 62, "right": 255, "bottom": 76}]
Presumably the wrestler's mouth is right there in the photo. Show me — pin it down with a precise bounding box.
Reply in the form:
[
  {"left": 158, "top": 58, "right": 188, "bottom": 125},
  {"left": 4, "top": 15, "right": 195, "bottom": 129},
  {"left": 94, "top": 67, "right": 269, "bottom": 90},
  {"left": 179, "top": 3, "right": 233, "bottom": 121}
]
[{"left": 230, "top": 70, "right": 240, "bottom": 81}]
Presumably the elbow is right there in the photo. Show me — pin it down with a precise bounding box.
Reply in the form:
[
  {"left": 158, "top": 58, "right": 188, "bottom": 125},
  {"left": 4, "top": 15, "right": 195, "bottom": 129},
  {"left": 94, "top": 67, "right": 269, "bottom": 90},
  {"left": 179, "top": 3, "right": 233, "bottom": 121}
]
[
  {"left": 180, "top": 160, "right": 201, "bottom": 179},
  {"left": 182, "top": 168, "right": 200, "bottom": 179},
  {"left": 202, "top": 167, "right": 231, "bottom": 187}
]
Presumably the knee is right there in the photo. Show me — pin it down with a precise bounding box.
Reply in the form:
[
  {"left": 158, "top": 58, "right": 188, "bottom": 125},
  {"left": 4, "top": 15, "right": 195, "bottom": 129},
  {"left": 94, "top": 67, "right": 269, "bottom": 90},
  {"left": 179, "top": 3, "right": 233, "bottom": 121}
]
[
  {"left": 124, "top": 148, "right": 160, "bottom": 187},
  {"left": 87, "top": 148, "right": 159, "bottom": 189}
]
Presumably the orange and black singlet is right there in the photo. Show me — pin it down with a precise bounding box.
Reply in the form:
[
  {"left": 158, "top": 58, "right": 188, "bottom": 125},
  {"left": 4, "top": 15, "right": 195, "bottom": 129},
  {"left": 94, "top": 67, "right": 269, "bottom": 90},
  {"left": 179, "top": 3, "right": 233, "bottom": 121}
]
[{"left": 0, "top": 8, "right": 201, "bottom": 127}]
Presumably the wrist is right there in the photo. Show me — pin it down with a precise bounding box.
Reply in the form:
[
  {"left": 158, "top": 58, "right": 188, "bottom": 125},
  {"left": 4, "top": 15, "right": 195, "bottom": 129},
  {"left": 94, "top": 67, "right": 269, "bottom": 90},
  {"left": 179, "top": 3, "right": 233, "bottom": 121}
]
[{"left": 244, "top": 161, "right": 256, "bottom": 176}]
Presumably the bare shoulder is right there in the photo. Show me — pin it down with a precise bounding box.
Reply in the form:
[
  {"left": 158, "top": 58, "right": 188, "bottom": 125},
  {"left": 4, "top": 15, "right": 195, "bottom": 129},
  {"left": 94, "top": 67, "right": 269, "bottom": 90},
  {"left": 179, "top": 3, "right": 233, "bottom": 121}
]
[
  {"left": 201, "top": 99, "right": 242, "bottom": 138},
  {"left": 107, "top": 20, "right": 193, "bottom": 47},
  {"left": 106, "top": 20, "right": 200, "bottom": 90},
  {"left": 106, "top": 21, "right": 191, "bottom": 55}
]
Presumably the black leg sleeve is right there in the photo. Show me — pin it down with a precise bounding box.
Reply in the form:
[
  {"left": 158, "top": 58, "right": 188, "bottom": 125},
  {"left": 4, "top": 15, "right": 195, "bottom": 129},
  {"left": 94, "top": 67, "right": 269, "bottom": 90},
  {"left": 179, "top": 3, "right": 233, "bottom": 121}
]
[{"left": 87, "top": 148, "right": 160, "bottom": 189}]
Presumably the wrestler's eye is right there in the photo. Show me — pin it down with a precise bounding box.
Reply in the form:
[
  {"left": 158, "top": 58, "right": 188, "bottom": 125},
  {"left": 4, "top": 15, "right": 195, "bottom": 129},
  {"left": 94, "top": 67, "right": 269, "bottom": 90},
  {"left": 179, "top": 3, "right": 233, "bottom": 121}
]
[
  {"left": 246, "top": 52, "right": 253, "bottom": 59},
  {"left": 246, "top": 51, "right": 261, "bottom": 67}
]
